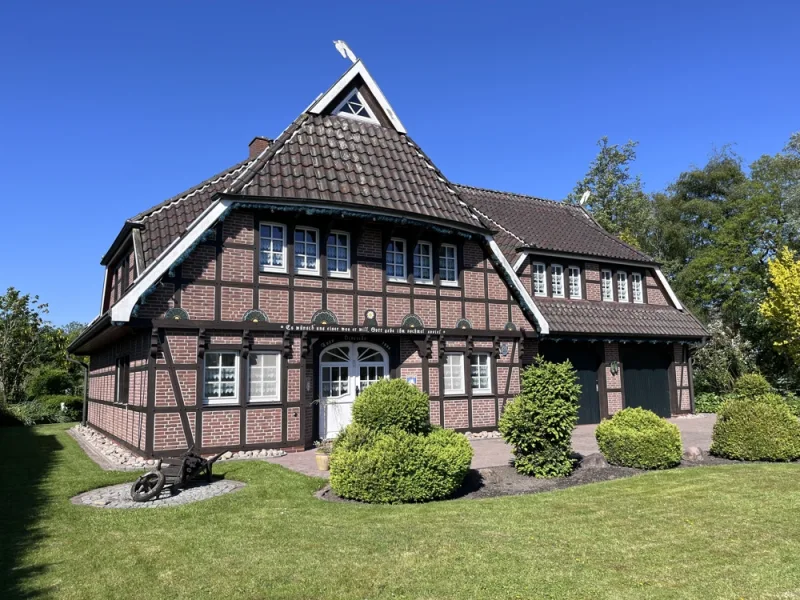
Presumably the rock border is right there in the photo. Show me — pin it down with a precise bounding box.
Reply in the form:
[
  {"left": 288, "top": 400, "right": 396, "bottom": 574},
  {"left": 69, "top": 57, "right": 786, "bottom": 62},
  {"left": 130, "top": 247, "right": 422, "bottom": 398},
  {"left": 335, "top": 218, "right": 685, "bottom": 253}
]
[{"left": 71, "top": 478, "right": 246, "bottom": 509}]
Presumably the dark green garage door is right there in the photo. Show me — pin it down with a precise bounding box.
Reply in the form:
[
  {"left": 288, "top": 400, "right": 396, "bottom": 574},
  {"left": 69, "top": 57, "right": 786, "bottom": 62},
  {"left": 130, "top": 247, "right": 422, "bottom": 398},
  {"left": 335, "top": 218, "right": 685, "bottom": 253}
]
[
  {"left": 539, "top": 341, "right": 602, "bottom": 424},
  {"left": 621, "top": 345, "right": 672, "bottom": 417}
]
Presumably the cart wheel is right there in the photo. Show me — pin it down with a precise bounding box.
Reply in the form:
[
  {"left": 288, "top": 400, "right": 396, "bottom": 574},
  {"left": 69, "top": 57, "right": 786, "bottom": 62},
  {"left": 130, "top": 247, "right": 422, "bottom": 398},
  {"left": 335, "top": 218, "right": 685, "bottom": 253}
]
[{"left": 130, "top": 471, "right": 166, "bottom": 502}]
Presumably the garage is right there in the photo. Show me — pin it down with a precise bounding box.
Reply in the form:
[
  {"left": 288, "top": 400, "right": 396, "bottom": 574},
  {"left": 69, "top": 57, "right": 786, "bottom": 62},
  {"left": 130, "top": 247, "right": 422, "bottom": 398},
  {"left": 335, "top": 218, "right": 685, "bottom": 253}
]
[
  {"left": 538, "top": 341, "right": 602, "bottom": 424},
  {"left": 620, "top": 344, "right": 672, "bottom": 418}
]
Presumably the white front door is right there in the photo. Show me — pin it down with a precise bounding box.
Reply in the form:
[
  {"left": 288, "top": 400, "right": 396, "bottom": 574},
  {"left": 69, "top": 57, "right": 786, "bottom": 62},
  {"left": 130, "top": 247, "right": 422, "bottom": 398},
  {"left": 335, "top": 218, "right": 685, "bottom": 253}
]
[{"left": 319, "top": 342, "right": 388, "bottom": 439}]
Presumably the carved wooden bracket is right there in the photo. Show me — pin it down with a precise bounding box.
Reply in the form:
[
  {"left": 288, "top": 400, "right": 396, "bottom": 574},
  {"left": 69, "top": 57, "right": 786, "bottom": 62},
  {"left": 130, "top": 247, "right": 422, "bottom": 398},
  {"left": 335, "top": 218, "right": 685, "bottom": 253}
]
[
  {"left": 197, "top": 328, "right": 208, "bottom": 360},
  {"left": 492, "top": 336, "right": 501, "bottom": 359},
  {"left": 149, "top": 328, "right": 161, "bottom": 360},
  {"left": 241, "top": 329, "right": 253, "bottom": 360},
  {"left": 282, "top": 330, "right": 293, "bottom": 359},
  {"left": 466, "top": 335, "right": 474, "bottom": 358},
  {"left": 300, "top": 331, "right": 310, "bottom": 359},
  {"left": 437, "top": 334, "right": 445, "bottom": 360}
]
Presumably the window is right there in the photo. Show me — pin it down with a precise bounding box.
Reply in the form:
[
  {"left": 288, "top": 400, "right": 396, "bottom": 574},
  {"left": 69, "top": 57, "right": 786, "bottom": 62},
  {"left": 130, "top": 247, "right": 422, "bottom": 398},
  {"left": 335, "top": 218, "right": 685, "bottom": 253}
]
[
  {"left": 204, "top": 352, "right": 238, "bottom": 404},
  {"left": 413, "top": 241, "right": 433, "bottom": 283},
  {"left": 443, "top": 353, "right": 465, "bottom": 395},
  {"left": 601, "top": 270, "right": 613, "bottom": 301},
  {"left": 471, "top": 353, "right": 491, "bottom": 394},
  {"left": 617, "top": 272, "right": 629, "bottom": 302},
  {"left": 294, "top": 227, "right": 319, "bottom": 275},
  {"left": 551, "top": 264, "right": 564, "bottom": 298},
  {"left": 632, "top": 273, "right": 644, "bottom": 304},
  {"left": 334, "top": 89, "right": 376, "bottom": 122},
  {"left": 440, "top": 244, "right": 458, "bottom": 285},
  {"left": 532, "top": 263, "right": 547, "bottom": 296},
  {"left": 115, "top": 357, "right": 129, "bottom": 404},
  {"left": 568, "top": 266, "right": 582, "bottom": 299},
  {"left": 326, "top": 231, "right": 350, "bottom": 277},
  {"left": 386, "top": 238, "right": 406, "bottom": 281},
  {"left": 259, "top": 223, "right": 286, "bottom": 272},
  {"left": 248, "top": 353, "right": 280, "bottom": 403}
]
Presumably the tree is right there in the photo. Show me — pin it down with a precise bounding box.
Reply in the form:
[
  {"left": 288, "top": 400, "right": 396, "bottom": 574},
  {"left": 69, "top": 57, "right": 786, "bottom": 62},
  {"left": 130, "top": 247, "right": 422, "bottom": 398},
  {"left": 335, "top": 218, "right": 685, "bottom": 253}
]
[
  {"left": 0, "top": 288, "right": 50, "bottom": 405},
  {"left": 567, "top": 137, "right": 654, "bottom": 250},
  {"left": 692, "top": 319, "right": 755, "bottom": 394},
  {"left": 759, "top": 247, "right": 800, "bottom": 369}
]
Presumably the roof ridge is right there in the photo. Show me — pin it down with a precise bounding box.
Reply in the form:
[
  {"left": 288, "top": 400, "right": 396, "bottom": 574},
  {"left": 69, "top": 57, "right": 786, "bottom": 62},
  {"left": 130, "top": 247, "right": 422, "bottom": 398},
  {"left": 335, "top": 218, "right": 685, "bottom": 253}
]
[
  {"left": 453, "top": 183, "right": 578, "bottom": 210},
  {"left": 129, "top": 158, "right": 254, "bottom": 223}
]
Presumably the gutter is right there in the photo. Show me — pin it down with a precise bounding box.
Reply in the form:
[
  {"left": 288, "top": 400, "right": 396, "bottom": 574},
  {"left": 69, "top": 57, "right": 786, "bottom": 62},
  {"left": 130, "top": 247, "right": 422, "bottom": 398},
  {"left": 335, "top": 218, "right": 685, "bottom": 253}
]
[
  {"left": 485, "top": 236, "right": 549, "bottom": 335},
  {"left": 67, "top": 313, "right": 112, "bottom": 354}
]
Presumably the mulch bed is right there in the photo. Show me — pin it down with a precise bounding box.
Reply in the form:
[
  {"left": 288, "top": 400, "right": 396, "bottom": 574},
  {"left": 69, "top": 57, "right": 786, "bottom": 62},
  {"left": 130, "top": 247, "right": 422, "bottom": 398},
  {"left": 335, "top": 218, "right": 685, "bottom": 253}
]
[{"left": 316, "top": 452, "right": 775, "bottom": 504}]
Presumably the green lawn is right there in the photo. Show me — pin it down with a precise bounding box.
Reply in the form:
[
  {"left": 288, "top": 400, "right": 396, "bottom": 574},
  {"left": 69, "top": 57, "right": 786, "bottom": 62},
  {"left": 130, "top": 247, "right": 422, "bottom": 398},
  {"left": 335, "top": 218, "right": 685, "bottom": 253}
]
[{"left": 2, "top": 425, "right": 800, "bottom": 599}]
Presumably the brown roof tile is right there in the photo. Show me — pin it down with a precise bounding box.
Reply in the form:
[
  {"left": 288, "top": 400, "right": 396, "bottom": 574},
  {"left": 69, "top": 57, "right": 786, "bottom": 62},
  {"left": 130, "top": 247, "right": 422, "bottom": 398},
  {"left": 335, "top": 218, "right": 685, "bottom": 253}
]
[
  {"left": 534, "top": 297, "right": 707, "bottom": 338},
  {"left": 455, "top": 184, "right": 655, "bottom": 264}
]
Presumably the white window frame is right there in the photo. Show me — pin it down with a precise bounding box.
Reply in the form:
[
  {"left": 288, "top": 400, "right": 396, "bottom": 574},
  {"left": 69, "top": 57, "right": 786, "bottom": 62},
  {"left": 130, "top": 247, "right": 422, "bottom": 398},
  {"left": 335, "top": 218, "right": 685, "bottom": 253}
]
[
  {"left": 551, "top": 264, "right": 565, "bottom": 298},
  {"left": 294, "top": 226, "right": 320, "bottom": 276},
  {"left": 332, "top": 89, "right": 379, "bottom": 125},
  {"left": 439, "top": 243, "right": 458, "bottom": 286},
  {"left": 204, "top": 352, "right": 239, "bottom": 405},
  {"left": 413, "top": 241, "right": 434, "bottom": 284},
  {"left": 568, "top": 266, "right": 582, "bottom": 299},
  {"left": 617, "top": 271, "right": 629, "bottom": 303},
  {"left": 471, "top": 353, "right": 492, "bottom": 395},
  {"left": 443, "top": 353, "right": 465, "bottom": 395},
  {"left": 248, "top": 352, "right": 281, "bottom": 403},
  {"left": 632, "top": 272, "right": 644, "bottom": 304},
  {"left": 532, "top": 262, "right": 547, "bottom": 297},
  {"left": 601, "top": 269, "right": 614, "bottom": 302},
  {"left": 386, "top": 238, "right": 407, "bottom": 282},
  {"left": 326, "top": 230, "right": 351, "bottom": 278},
  {"left": 259, "top": 222, "right": 287, "bottom": 273}
]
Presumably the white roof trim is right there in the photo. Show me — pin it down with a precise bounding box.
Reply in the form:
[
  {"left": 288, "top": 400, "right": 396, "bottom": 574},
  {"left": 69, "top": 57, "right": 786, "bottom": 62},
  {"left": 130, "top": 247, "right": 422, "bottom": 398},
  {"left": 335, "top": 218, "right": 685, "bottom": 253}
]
[
  {"left": 486, "top": 236, "right": 549, "bottom": 335},
  {"left": 514, "top": 249, "right": 657, "bottom": 271},
  {"left": 307, "top": 60, "right": 406, "bottom": 134},
  {"left": 512, "top": 253, "right": 528, "bottom": 273},
  {"left": 654, "top": 268, "right": 683, "bottom": 311},
  {"left": 110, "top": 199, "right": 233, "bottom": 322}
]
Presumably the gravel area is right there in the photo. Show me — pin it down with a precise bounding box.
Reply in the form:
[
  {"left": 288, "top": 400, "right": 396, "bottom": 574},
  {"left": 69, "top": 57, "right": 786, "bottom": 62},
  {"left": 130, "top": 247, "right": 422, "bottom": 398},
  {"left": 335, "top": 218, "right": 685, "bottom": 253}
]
[
  {"left": 71, "top": 478, "right": 246, "bottom": 509},
  {"left": 70, "top": 425, "right": 286, "bottom": 472}
]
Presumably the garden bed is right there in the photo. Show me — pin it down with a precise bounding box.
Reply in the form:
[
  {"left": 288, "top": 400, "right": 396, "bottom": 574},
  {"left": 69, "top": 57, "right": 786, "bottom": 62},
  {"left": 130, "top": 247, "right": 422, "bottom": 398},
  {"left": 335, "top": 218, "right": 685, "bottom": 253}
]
[{"left": 317, "top": 451, "right": 791, "bottom": 503}]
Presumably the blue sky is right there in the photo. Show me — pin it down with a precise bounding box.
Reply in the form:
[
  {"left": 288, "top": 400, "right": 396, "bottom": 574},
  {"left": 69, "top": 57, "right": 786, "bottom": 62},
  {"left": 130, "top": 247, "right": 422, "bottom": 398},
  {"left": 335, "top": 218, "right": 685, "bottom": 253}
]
[{"left": 1, "top": 1, "right": 797, "bottom": 325}]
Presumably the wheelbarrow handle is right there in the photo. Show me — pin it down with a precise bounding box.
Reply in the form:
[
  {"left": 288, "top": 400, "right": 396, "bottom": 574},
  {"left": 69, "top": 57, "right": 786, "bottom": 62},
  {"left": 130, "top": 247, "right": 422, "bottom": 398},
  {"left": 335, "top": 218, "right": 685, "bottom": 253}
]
[{"left": 207, "top": 452, "right": 226, "bottom": 465}]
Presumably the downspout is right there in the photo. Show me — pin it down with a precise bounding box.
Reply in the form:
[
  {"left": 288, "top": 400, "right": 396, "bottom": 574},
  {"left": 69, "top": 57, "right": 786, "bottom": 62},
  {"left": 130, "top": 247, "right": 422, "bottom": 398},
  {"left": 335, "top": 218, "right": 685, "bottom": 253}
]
[{"left": 66, "top": 355, "right": 89, "bottom": 426}]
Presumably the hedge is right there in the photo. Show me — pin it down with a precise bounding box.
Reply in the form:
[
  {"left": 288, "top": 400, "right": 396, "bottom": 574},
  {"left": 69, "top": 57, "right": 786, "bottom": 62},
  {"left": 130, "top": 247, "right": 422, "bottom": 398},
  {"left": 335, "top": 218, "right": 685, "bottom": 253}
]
[
  {"left": 330, "top": 424, "right": 473, "bottom": 503},
  {"left": 351, "top": 378, "right": 429, "bottom": 434},
  {"left": 595, "top": 408, "right": 682, "bottom": 469},
  {"left": 711, "top": 398, "right": 800, "bottom": 461}
]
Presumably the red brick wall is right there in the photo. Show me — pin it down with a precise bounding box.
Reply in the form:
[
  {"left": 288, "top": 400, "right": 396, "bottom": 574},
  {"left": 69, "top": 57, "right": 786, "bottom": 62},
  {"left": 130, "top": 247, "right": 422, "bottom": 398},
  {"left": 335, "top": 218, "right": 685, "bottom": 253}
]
[
  {"left": 443, "top": 399, "right": 469, "bottom": 429},
  {"left": 471, "top": 398, "right": 496, "bottom": 428},
  {"left": 221, "top": 248, "right": 254, "bottom": 283},
  {"left": 246, "top": 408, "right": 282, "bottom": 444},
  {"left": 201, "top": 410, "right": 240, "bottom": 448}
]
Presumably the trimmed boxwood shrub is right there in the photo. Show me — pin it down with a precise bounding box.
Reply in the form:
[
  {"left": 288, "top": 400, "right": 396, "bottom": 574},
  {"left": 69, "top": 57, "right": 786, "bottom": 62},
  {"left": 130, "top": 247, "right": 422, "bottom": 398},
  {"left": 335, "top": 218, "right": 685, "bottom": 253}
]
[
  {"left": 731, "top": 373, "right": 772, "bottom": 400},
  {"left": 351, "top": 378, "right": 430, "bottom": 434},
  {"left": 330, "top": 424, "right": 473, "bottom": 503},
  {"left": 498, "top": 357, "right": 581, "bottom": 478},
  {"left": 711, "top": 398, "right": 800, "bottom": 461},
  {"left": 595, "top": 408, "right": 682, "bottom": 470}
]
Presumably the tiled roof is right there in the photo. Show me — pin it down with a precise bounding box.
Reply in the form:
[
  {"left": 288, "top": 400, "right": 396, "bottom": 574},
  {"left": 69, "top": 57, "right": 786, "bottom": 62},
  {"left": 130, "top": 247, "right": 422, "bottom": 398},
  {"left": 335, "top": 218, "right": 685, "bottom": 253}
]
[
  {"left": 237, "top": 114, "right": 479, "bottom": 228},
  {"left": 534, "top": 297, "right": 707, "bottom": 338},
  {"left": 132, "top": 158, "right": 255, "bottom": 264},
  {"left": 455, "top": 184, "right": 655, "bottom": 264}
]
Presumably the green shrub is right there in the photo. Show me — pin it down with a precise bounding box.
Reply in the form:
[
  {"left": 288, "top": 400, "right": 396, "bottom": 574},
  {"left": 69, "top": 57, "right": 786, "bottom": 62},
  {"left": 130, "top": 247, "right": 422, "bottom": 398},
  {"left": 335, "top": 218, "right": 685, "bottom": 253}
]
[
  {"left": 0, "top": 403, "right": 26, "bottom": 427},
  {"left": 784, "top": 393, "right": 800, "bottom": 418},
  {"left": 595, "top": 408, "right": 682, "bottom": 469},
  {"left": 732, "top": 373, "right": 773, "bottom": 400},
  {"left": 5, "top": 401, "right": 70, "bottom": 427},
  {"left": 695, "top": 392, "right": 725, "bottom": 413},
  {"left": 38, "top": 395, "right": 83, "bottom": 422},
  {"left": 26, "top": 367, "right": 75, "bottom": 398},
  {"left": 711, "top": 399, "right": 800, "bottom": 461},
  {"left": 498, "top": 357, "right": 581, "bottom": 478},
  {"left": 351, "top": 378, "right": 430, "bottom": 434},
  {"left": 330, "top": 425, "right": 473, "bottom": 503}
]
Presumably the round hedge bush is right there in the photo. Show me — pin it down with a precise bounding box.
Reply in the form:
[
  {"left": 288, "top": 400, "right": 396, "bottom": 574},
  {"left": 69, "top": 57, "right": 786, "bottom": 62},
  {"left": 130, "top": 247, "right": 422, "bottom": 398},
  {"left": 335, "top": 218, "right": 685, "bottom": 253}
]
[
  {"left": 732, "top": 373, "right": 772, "bottom": 400},
  {"left": 330, "top": 424, "right": 473, "bottom": 503},
  {"left": 351, "top": 378, "right": 430, "bottom": 434},
  {"left": 710, "top": 398, "right": 800, "bottom": 461},
  {"left": 595, "top": 408, "right": 682, "bottom": 469}
]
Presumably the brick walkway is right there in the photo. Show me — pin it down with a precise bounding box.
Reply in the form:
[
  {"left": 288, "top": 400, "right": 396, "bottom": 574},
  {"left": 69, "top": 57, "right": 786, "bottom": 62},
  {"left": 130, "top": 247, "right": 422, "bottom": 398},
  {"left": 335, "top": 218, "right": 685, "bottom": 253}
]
[{"left": 267, "top": 414, "right": 717, "bottom": 478}]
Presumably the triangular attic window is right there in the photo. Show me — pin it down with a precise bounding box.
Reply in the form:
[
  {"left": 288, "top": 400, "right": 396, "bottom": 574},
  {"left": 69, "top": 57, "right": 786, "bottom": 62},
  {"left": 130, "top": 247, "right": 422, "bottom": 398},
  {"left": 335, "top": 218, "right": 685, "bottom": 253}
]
[{"left": 334, "top": 89, "right": 378, "bottom": 123}]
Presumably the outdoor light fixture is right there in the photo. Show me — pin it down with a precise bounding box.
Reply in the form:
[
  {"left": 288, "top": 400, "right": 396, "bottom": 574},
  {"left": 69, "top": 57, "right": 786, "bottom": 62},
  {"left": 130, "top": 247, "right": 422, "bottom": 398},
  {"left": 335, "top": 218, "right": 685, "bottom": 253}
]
[{"left": 609, "top": 361, "right": 620, "bottom": 376}]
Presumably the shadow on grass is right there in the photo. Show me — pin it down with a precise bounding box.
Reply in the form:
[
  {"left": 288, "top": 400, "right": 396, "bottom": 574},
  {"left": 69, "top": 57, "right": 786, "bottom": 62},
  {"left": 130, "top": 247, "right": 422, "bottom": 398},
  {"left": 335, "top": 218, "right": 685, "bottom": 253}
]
[{"left": 0, "top": 426, "right": 62, "bottom": 599}]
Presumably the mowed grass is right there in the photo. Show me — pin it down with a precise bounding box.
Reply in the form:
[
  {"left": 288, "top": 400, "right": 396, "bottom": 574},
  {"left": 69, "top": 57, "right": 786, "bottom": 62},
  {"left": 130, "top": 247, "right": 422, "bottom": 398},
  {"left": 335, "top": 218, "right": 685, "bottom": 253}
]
[{"left": 2, "top": 425, "right": 800, "bottom": 599}]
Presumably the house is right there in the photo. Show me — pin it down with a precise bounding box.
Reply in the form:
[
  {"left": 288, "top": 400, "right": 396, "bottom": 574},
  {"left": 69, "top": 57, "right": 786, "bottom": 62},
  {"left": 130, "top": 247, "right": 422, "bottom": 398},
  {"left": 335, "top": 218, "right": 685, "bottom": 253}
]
[{"left": 68, "top": 46, "right": 707, "bottom": 457}]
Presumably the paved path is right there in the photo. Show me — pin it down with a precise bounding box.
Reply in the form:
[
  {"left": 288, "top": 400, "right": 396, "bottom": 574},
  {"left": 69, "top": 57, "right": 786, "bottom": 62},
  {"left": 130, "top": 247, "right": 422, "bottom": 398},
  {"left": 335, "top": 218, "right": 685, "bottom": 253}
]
[{"left": 268, "top": 414, "right": 717, "bottom": 478}]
